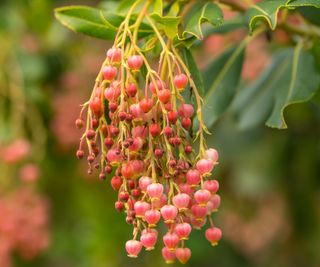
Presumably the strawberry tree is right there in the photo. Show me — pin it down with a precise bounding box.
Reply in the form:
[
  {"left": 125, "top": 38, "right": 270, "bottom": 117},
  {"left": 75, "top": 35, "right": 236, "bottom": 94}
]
[{"left": 55, "top": 0, "right": 320, "bottom": 264}]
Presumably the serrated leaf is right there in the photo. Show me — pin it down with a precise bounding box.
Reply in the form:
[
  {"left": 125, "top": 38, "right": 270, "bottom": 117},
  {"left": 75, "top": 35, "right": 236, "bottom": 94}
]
[
  {"left": 181, "top": 2, "right": 223, "bottom": 40},
  {"left": 181, "top": 47, "right": 204, "bottom": 97},
  {"left": 174, "top": 15, "right": 245, "bottom": 49},
  {"left": 232, "top": 47, "right": 320, "bottom": 129},
  {"left": 246, "top": 0, "right": 320, "bottom": 33},
  {"left": 245, "top": 0, "right": 287, "bottom": 32},
  {"left": 202, "top": 44, "right": 246, "bottom": 128}
]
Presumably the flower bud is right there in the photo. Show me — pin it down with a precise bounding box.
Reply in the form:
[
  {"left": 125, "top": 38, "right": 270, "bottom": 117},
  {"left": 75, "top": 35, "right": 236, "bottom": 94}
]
[
  {"left": 175, "top": 223, "right": 192, "bottom": 240},
  {"left": 147, "top": 183, "right": 164, "bottom": 200},
  {"left": 194, "top": 189, "right": 211, "bottom": 206},
  {"left": 160, "top": 205, "right": 178, "bottom": 224},
  {"left": 174, "top": 74, "right": 188, "bottom": 89},
  {"left": 205, "top": 227, "right": 222, "bottom": 246},
  {"left": 172, "top": 193, "right": 190, "bottom": 211},
  {"left": 128, "top": 55, "right": 143, "bottom": 70},
  {"left": 125, "top": 240, "right": 142, "bottom": 258},
  {"left": 140, "top": 230, "right": 158, "bottom": 250},
  {"left": 186, "top": 169, "right": 201, "bottom": 187},
  {"left": 103, "top": 65, "right": 117, "bottom": 81},
  {"left": 175, "top": 248, "right": 191, "bottom": 264},
  {"left": 196, "top": 159, "right": 214, "bottom": 175},
  {"left": 163, "top": 232, "right": 179, "bottom": 251},
  {"left": 145, "top": 209, "right": 161, "bottom": 227},
  {"left": 107, "top": 48, "right": 121, "bottom": 63}
]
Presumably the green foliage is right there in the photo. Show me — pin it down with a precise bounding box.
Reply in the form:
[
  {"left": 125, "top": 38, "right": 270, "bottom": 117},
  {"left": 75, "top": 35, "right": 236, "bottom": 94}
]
[
  {"left": 181, "top": 47, "right": 204, "bottom": 97},
  {"left": 232, "top": 46, "right": 320, "bottom": 129},
  {"left": 54, "top": 0, "right": 320, "bottom": 131},
  {"left": 202, "top": 45, "right": 245, "bottom": 128},
  {"left": 298, "top": 6, "right": 320, "bottom": 25},
  {"left": 246, "top": 0, "right": 320, "bottom": 33},
  {"left": 54, "top": 5, "right": 152, "bottom": 40},
  {"left": 181, "top": 2, "right": 223, "bottom": 40}
]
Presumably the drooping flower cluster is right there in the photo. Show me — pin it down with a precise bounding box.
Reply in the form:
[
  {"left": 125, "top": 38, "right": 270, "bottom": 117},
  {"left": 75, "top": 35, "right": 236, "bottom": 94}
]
[{"left": 75, "top": 3, "right": 221, "bottom": 264}]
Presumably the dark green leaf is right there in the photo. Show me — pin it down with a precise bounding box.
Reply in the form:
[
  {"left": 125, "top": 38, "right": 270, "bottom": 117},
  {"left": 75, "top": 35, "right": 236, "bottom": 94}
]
[
  {"left": 54, "top": 5, "right": 153, "bottom": 40},
  {"left": 245, "top": 0, "right": 287, "bottom": 32},
  {"left": 232, "top": 47, "right": 320, "bottom": 129},
  {"left": 298, "top": 6, "right": 320, "bottom": 25},
  {"left": 54, "top": 6, "right": 119, "bottom": 40},
  {"left": 181, "top": 47, "right": 204, "bottom": 97},
  {"left": 202, "top": 44, "right": 246, "bottom": 128},
  {"left": 181, "top": 2, "right": 223, "bottom": 40},
  {"left": 246, "top": 0, "right": 320, "bottom": 33},
  {"left": 287, "top": 0, "right": 320, "bottom": 6}
]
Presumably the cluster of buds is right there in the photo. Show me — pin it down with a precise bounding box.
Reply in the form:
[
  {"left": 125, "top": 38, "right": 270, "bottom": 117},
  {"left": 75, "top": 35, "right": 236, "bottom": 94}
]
[{"left": 75, "top": 3, "right": 221, "bottom": 264}]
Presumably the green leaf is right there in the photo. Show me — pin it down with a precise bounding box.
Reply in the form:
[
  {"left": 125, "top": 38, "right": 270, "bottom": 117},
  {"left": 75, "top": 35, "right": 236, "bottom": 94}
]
[
  {"left": 54, "top": 5, "right": 119, "bottom": 40},
  {"left": 232, "top": 46, "right": 320, "bottom": 129},
  {"left": 117, "top": 0, "right": 136, "bottom": 13},
  {"left": 181, "top": 2, "right": 223, "bottom": 40},
  {"left": 150, "top": 13, "right": 180, "bottom": 39},
  {"left": 99, "top": 1, "right": 119, "bottom": 11},
  {"left": 174, "top": 15, "right": 245, "bottom": 49},
  {"left": 287, "top": 0, "right": 320, "bottom": 6},
  {"left": 181, "top": 47, "right": 204, "bottom": 97},
  {"left": 246, "top": 0, "right": 320, "bottom": 33},
  {"left": 153, "top": 0, "right": 163, "bottom": 15},
  {"left": 245, "top": 0, "right": 287, "bottom": 32},
  {"left": 298, "top": 6, "right": 320, "bottom": 25},
  {"left": 202, "top": 44, "right": 246, "bottom": 128},
  {"left": 54, "top": 5, "right": 153, "bottom": 40}
]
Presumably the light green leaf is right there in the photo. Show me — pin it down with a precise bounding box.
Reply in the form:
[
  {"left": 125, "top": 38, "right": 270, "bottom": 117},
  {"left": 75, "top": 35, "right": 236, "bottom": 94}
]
[
  {"left": 117, "top": 0, "right": 136, "bottom": 13},
  {"left": 153, "top": 0, "right": 163, "bottom": 15},
  {"left": 232, "top": 46, "right": 320, "bottom": 129},
  {"left": 150, "top": 13, "right": 180, "bottom": 39},
  {"left": 167, "top": 2, "right": 180, "bottom": 17},
  {"left": 181, "top": 2, "right": 223, "bottom": 40},
  {"left": 202, "top": 44, "right": 246, "bottom": 128}
]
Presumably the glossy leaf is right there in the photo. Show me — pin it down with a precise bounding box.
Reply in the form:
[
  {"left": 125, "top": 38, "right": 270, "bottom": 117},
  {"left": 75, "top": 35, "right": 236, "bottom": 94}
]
[
  {"left": 202, "top": 45, "right": 246, "bottom": 128},
  {"left": 181, "top": 47, "right": 204, "bottom": 97},
  {"left": 245, "top": 0, "right": 287, "bottom": 32},
  {"left": 181, "top": 2, "right": 223, "bottom": 40},
  {"left": 246, "top": 0, "right": 320, "bottom": 33},
  {"left": 54, "top": 5, "right": 152, "bottom": 40},
  {"left": 232, "top": 47, "right": 320, "bottom": 129},
  {"left": 54, "top": 6, "right": 120, "bottom": 39}
]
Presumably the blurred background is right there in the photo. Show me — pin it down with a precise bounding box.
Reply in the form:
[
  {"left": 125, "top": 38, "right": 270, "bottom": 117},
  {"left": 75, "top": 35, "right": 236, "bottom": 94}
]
[{"left": 0, "top": 0, "right": 319, "bottom": 267}]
